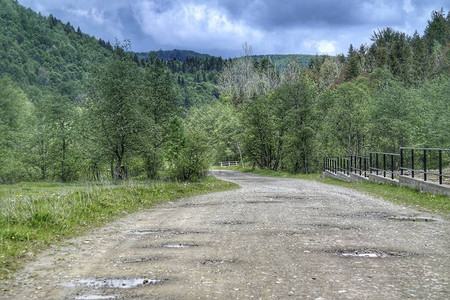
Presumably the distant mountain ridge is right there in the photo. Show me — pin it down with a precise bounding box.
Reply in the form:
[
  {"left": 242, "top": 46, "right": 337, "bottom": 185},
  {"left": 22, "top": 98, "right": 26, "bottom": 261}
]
[
  {"left": 136, "top": 50, "right": 315, "bottom": 70},
  {"left": 135, "top": 49, "right": 210, "bottom": 62}
]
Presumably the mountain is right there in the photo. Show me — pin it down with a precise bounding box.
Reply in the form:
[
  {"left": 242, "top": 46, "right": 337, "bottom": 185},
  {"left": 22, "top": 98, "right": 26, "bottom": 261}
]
[
  {"left": 0, "top": 0, "right": 113, "bottom": 97},
  {"left": 251, "top": 54, "right": 316, "bottom": 70},
  {"left": 135, "top": 49, "right": 210, "bottom": 62}
]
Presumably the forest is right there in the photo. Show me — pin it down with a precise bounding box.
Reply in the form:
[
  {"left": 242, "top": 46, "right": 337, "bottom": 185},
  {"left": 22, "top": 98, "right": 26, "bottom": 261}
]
[{"left": 0, "top": 0, "right": 449, "bottom": 184}]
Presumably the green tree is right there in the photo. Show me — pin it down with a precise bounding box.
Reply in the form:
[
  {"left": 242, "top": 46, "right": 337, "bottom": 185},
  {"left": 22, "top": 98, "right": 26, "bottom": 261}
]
[
  {"left": 424, "top": 8, "right": 450, "bottom": 50},
  {"left": 139, "top": 58, "right": 178, "bottom": 178},
  {"left": 241, "top": 94, "right": 277, "bottom": 169},
  {"left": 273, "top": 77, "right": 318, "bottom": 173},
  {"left": 321, "top": 78, "right": 371, "bottom": 157},
  {"left": 0, "top": 77, "right": 30, "bottom": 182},
  {"left": 87, "top": 46, "right": 140, "bottom": 184}
]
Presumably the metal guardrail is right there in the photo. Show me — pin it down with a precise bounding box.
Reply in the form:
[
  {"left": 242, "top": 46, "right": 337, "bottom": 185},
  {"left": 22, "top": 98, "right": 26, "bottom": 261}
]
[
  {"left": 400, "top": 147, "right": 450, "bottom": 185},
  {"left": 369, "top": 152, "right": 400, "bottom": 180},
  {"left": 324, "top": 147, "right": 450, "bottom": 185}
]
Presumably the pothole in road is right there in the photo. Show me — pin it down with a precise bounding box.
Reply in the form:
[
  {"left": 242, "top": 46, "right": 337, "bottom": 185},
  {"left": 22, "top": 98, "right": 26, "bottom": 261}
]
[
  {"left": 217, "top": 220, "right": 255, "bottom": 225},
  {"left": 342, "top": 211, "right": 393, "bottom": 219},
  {"left": 67, "top": 278, "right": 167, "bottom": 289},
  {"left": 327, "top": 248, "right": 414, "bottom": 258},
  {"left": 163, "top": 243, "right": 199, "bottom": 248},
  {"left": 128, "top": 229, "right": 205, "bottom": 235},
  {"left": 388, "top": 216, "right": 439, "bottom": 222},
  {"left": 299, "top": 223, "right": 359, "bottom": 231},
  {"left": 143, "top": 243, "right": 200, "bottom": 248},
  {"left": 111, "top": 257, "right": 161, "bottom": 264},
  {"left": 341, "top": 212, "right": 440, "bottom": 222},
  {"left": 74, "top": 295, "right": 120, "bottom": 300},
  {"left": 200, "top": 259, "right": 239, "bottom": 265},
  {"left": 246, "top": 200, "right": 282, "bottom": 204},
  {"left": 178, "top": 202, "right": 221, "bottom": 208}
]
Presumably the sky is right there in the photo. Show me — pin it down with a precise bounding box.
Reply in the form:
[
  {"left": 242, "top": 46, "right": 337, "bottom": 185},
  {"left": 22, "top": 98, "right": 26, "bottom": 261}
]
[{"left": 18, "top": 0, "right": 448, "bottom": 57}]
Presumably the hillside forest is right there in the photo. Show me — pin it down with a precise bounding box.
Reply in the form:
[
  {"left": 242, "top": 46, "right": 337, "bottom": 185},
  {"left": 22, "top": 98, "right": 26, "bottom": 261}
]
[{"left": 0, "top": 0, "right": 449, "bottom": 184}]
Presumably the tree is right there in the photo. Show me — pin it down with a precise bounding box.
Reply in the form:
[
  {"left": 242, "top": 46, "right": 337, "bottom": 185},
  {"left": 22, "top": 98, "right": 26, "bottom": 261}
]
[
  {"left": 424, "top": 9, "right": 450, "bottom": 50},
  {"left": 0, "top": 77, "right": 30, "bottom": 182},
  {"left": 241, "top": 94, "right": 277, "bottom": 169},
  {"left": 139, "top": 57, "right": 178, "bottom": 178},
  {"left": 273, "top": 76, "right": 318, "bottom": 173},
  {"left": 321, "top": 78, "right": 371, "bottom": 157},
  {"left": 87, "top": 45, "right": 140, "bottom": 184}
]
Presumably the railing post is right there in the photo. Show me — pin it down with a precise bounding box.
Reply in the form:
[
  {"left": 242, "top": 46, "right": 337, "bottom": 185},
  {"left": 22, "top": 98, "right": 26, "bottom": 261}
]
[
  {"left": 411, "top": 149, "right": 414, "bottom": 178},
  {"left": 383, "top": 153, "right": 386, "bottom": 177},
  {"left": 439, "top": 150, "right": 442, "bottom": 185},
  {"left": 369, "top": 153, "right": 372, "bottom": 174},
  {"left": 346, "top": 158, "right": 349, "bottom": 175},
  {"left": 364, "top": 156, "right": 367, "bottom": 177},
  {"left": 376, "top": 153, "right": 379, "bottom": 176},
  {"left": 400, "top": 148, "right": 403, "bottom": 176},
  {"left": 423, "top": 149, "right": 427, "bottom": 182},
  {"left": 391, "top": 154, "right": 394, "bottom": 180},
  {"left": 359, "top": 156, "right": 362, "bottom": 175}
]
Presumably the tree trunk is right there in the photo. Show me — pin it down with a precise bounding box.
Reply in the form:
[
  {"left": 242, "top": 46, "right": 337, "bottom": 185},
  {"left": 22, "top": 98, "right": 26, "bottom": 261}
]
[
  {"left": 114, "top": 156, "right": 122, "bottom": 185},
  {"left": 61, "top": 137, "right": 66, "bottom": 182}
]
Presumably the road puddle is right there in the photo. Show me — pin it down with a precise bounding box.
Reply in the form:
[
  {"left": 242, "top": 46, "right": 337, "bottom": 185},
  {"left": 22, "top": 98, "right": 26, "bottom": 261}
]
[
  {"left": 74, "top": 295, "right": 119, "bottom": 300},
  {"left": 67, "top": 278, "right": 166, "bottom": 289},
  {"left": 217, "top": 220, "right": 255, "bottom": 225},
  {"left": 200, "top": 259, "right": 238, "bottom": 265},
  {"left": 163, "top": 243, "right": 198, "bottom": 248},
  {"left": 388, "top": 216, "right": 439, "bottom": 222},
  {"left": 128, "top": 229, "right": 205, "bottom": 235},
  {"left": 111, "top": 257, "right": 160, "bottom": 264},
  {"left": 327, "top": 248, "right": 415, "bottom": 258}
]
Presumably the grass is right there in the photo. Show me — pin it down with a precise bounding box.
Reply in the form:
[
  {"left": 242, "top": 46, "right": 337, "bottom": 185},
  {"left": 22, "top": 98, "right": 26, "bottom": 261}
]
[
  {"left": 228, "top": 167, "right": 450, "bottom": 216},
  {"left": 0, "top": 177, "right": 238, "bottom": 279}
]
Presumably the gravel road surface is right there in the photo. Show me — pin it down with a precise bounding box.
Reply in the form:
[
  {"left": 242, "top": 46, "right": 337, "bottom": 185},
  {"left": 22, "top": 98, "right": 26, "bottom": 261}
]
[{"left": 1, "top": 170, "right": 448, "bottom": 299}]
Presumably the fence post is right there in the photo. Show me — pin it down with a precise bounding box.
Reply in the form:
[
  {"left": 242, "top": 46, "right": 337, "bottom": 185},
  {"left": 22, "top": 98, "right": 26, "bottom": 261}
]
[
  {"left": 364, "top": 156, "right": 367, "bottom": 177},
  {"left": 423, "top": 149, "right": 427, "bottom": 182},
  {"left": 411, "top": 149, "right": 414, "bottom": 178},
  {"left": 376, "top": 153, "right": 379, "bottom": 176},
  {"left": 359, "top": 156, "right": 362, "bottom": 175},
  {"left": 439, "top": 150, "right": 442, "bottom": 185},
  {"left": 346, "top": 158, "right": 349, "bottom": 175},
  {"left": 391, "top": 154, "right": 394, "bottom": 180},
  {"left": 400, "top": 148, "right": 403, "bottom": 176},
  {"left": 369, "top": 153, "right": 372, "bottom": 174},
  {"left": 383, "top": 153, "right": 386, "bottom": 177}
]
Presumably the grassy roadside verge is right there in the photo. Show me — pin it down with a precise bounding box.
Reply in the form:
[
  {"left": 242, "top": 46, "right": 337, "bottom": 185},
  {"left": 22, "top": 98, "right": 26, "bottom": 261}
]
[
  {"left": 0, "top": 177, "right": 238, "bottom": 279},
  {"left": 227, "top": 167, "right": 450, "bottom": 216}
]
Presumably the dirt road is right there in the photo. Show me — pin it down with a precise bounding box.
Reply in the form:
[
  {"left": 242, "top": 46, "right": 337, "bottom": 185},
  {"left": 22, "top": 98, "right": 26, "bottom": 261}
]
[{"left": 1, "top": 171, "right": 448, "bottom": 299}]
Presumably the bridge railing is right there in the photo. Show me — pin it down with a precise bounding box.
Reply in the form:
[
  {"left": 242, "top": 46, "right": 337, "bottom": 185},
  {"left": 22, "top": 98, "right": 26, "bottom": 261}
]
[
  {"left": 369, "top": 152, "right": 400, "bottom": 180},
  {"left": 400, "top": 147, "right": 450, "bottom": 185},
  {"left": 324, "top": 148, "right": 450, "bottom": 185}
]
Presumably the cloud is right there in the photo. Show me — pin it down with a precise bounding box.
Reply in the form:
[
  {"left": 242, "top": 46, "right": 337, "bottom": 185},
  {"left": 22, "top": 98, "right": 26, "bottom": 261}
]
[
  {"left": 131, "top": 1, "right": 263, "bottom": 54},
  {"left": 17, "top": 0, "right": 449, "bottom": 57}
]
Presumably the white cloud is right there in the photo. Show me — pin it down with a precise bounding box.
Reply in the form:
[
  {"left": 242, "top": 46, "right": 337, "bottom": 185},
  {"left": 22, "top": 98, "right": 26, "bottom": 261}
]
[
  {"left": 131, "top": 1, "right": 263, "bottom": 52},
  {"left": 66, "top": 8, "right": 105, "bottom": 24},
  {"left": 403, "top": 0, "right": 415, "bottom": 14},
  {"left": 316, "top": 40, "right": 336, "bottom": 54}
]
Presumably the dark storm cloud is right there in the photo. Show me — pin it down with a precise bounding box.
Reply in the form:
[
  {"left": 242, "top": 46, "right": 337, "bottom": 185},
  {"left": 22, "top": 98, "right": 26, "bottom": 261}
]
[{"left": 17, "top": 0, "right": 449, "bottom": 57}]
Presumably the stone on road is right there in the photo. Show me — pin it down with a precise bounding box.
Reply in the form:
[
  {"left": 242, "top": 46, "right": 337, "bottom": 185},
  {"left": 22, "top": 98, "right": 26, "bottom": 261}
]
[{"left": 1, "top": 171, "right": 448, "bottom": 299}]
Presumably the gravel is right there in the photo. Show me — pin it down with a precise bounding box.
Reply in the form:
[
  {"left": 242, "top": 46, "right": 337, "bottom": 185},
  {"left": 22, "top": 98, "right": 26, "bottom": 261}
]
[{"left": 1, "top": 170, "right": 448, "bottom": 299}]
